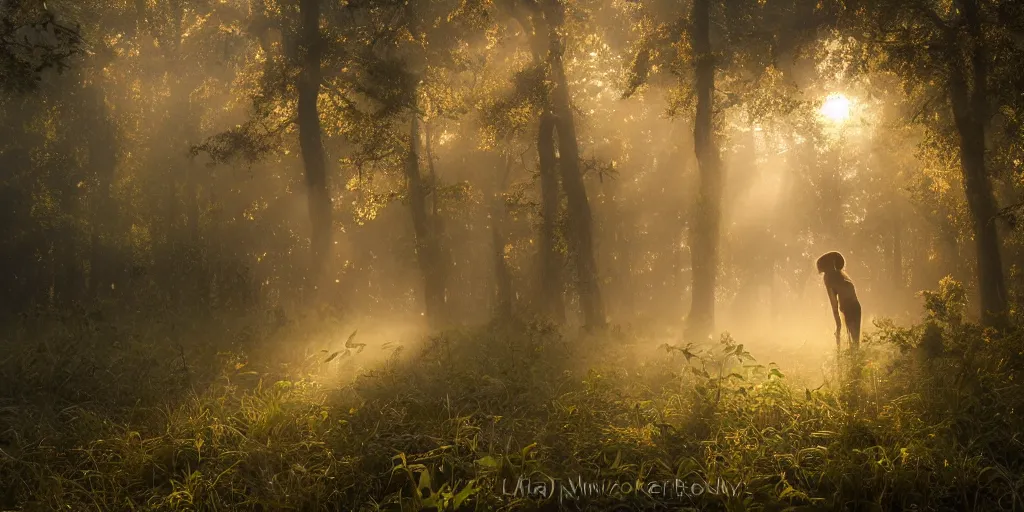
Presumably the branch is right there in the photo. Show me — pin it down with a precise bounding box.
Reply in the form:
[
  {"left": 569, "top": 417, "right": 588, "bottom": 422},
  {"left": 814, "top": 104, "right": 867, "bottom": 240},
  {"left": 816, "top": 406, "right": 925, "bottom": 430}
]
[
  {"left": 911, "top": 0, "right": 958, "bottom": 36},
  {"left": 910, "top": 89, "right": 945, "bottom": 123},
  {"left": 998, "top": 202, "right": 1023, "bottom": 229},
  {"left": 321, "top": 81, "right": 360, "bottom": 114}
]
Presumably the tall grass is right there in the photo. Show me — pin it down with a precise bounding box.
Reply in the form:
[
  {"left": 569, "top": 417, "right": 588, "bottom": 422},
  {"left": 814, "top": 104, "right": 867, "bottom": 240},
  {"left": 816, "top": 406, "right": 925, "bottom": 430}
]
[{"left": 1, "top": 279, "right": 1022, "bottom": 511}]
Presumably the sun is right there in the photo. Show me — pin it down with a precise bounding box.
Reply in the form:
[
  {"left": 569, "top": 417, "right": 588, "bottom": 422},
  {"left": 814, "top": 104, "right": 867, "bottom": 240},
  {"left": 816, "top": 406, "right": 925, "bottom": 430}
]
[{"left": 820, "top": 94, "right": 852, "bottom": 124}]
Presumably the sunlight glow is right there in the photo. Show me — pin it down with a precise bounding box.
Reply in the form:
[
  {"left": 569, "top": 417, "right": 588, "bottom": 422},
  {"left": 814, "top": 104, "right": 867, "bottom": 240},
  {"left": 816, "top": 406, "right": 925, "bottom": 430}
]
[
  {"left": 820, "top": 94, "right": 852, "bottom": 124},
  {"left": 437, "top": 130, "right": 455, "bottom": 146}
]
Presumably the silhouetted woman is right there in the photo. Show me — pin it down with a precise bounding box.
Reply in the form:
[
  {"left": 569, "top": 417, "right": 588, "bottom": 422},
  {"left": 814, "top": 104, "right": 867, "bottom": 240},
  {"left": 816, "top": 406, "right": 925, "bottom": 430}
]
[{"left": 816, "top": 251, "right": 861, "bottom": 346}]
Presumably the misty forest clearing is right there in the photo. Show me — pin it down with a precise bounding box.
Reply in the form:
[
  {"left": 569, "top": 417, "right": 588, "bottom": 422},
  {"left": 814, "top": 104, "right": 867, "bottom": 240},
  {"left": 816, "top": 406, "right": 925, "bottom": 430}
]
[{"left": 2, "top": 0, "right": 1024, "bottom": 510}]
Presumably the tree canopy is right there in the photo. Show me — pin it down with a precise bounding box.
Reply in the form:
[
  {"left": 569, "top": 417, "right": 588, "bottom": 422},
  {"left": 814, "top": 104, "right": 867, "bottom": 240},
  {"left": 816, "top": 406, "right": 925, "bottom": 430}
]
[{"left": 2, "top": 0, "right": 1024, "bottom": 508}]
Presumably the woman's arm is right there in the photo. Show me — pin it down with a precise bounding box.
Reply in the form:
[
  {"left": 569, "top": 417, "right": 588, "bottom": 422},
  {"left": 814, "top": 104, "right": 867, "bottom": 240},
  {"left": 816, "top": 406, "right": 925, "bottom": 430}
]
[{"left": 827, "top": 284, "right": 841, "bottom": 342}]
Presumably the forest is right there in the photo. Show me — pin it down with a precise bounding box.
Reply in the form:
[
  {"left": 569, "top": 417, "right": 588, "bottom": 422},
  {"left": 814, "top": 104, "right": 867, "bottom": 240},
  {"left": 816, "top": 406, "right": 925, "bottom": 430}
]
[{"left": 2, "top": 0, "right": 1024, "bottom": 510}]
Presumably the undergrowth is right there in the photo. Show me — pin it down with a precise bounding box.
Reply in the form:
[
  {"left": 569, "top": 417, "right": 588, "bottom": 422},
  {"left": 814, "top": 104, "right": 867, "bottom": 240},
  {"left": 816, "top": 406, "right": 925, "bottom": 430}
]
[{"left": 1, "top": 278, "right": 1023, "bottom": 511}]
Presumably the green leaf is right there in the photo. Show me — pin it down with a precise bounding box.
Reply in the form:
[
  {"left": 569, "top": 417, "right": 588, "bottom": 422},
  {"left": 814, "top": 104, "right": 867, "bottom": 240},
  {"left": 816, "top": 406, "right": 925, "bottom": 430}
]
[
  {"left": 474, "top": 455, "right": 500, "bottom": 469},
  {"left": 453, "top": 481, "right": 478, "bottom": 508},
  {"left": 521, "top": 442, "right": 537, "bottom": 459},
  {"left": 418, "top": 469, "right": 432, "bottom": 491},
  {"left": 420, "top": 493, "right": 438, "bottom": 508}
]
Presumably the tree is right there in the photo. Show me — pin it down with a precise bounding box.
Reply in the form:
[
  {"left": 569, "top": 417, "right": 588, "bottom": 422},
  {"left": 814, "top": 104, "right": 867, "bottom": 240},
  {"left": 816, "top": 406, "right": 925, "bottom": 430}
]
[
  {"left": 836, "top": 0, "right": 1018, "bottom": 325},
  {"left": 621, "top": 0, "right": 815, "bottom": 336},
  {"left": 510, "top": 0, "right": 606, "bottom": 330},
  {"left": 404, "top": 112, "right": 449, "bottom": 326},
  {"left": 536, "top": 110, "right": 566, "bottom": 321},
  {"left": 1, "top": 0, "right": 81, "bottom": 93},
  {"left": 491, "top": 151, "right": 515, "bottom": 320},
  {"left": 686, "top": 0, "right": 722, "bottom": 338},
  {"left": 296, "top": 0, "right": 332, "bottom": 283}
]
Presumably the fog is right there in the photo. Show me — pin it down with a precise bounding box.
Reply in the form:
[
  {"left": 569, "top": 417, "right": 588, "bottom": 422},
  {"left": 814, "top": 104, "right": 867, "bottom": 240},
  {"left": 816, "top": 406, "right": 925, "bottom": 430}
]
[
  {"left": 1, "top": 0, "right": 1000, "bottom": 364},
  {"left": 3, "top": 0, "right": 1024, "bottom": 509},
  {"left": 3, "top": 0, "right": 1009, "bottom": 370}
]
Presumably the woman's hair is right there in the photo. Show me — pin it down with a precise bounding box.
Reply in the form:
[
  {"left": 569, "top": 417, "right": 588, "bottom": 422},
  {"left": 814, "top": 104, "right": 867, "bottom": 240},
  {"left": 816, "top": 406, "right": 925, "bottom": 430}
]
[{"left": 816, "top": 251, "right": 845, "bottom": 273}]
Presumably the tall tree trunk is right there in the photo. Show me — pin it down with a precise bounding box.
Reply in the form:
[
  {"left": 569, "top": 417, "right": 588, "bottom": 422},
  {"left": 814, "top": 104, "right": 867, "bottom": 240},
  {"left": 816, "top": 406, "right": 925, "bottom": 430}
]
[
  {"left": 545, "top": 16, "right": 606, "bottom": 330},
  {"left": 423, "top": 121, "right": 451, "bottom": 312},
  {"left": 512, "top": 4, "right": 571, "bottom": 324},
  {"left": 687, "top": 0, "right": 723, "bottom": 339},
  {"left": 537, "top": 111, "right": 566, "bottom": 322},
  {"left": 947, "top": 0, "right": 1007, "bottom": 326},
  {"left": 405, "top": 115, "right": 446, "bottom": 327},
  {"left": 297, "top": 0, "right": 332, "bottom": 284},
  {"left": 492, "top": 154, "right": 514, "bottom": 321}
]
